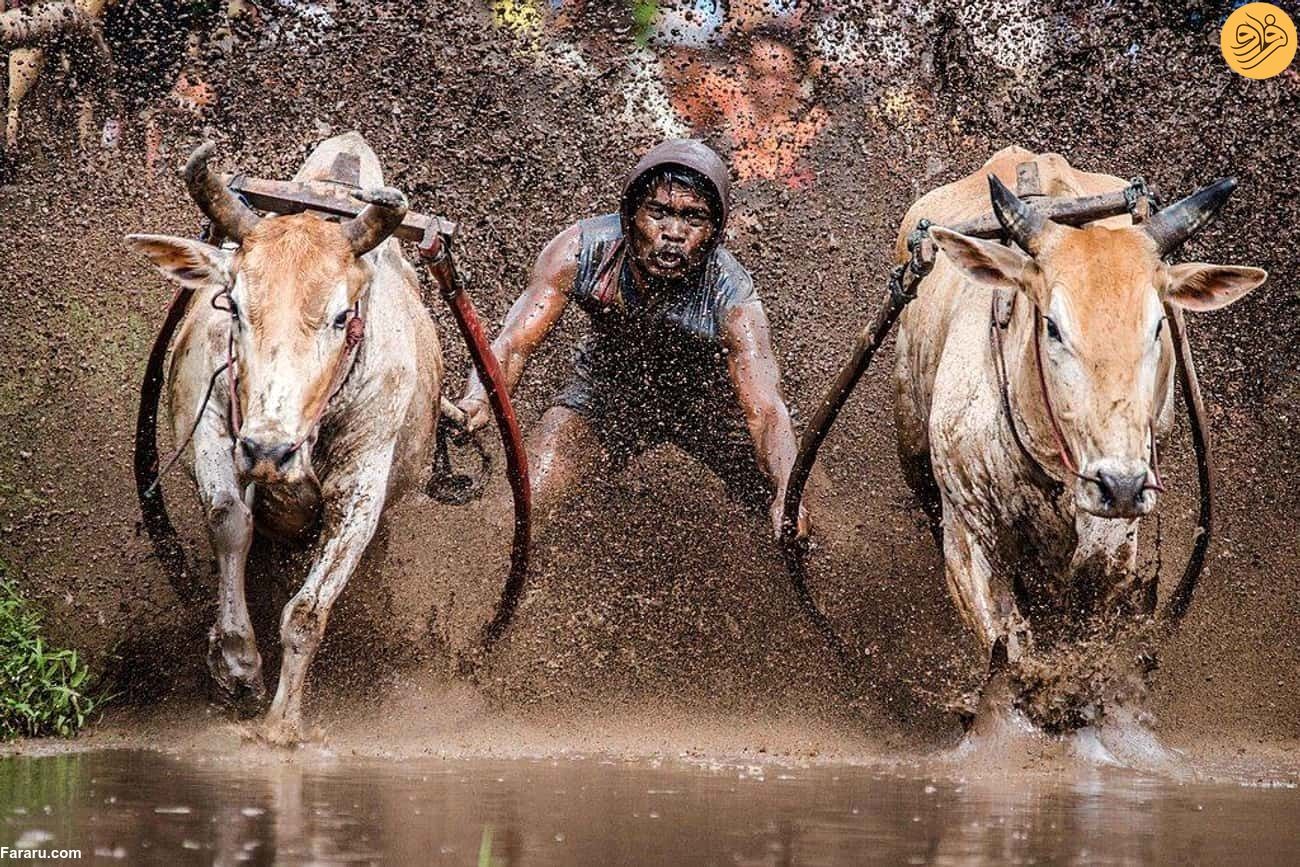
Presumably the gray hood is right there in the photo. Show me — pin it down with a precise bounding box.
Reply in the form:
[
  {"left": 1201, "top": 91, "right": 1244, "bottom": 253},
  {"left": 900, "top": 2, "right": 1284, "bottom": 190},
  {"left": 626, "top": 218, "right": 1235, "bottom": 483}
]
[{"left": 620, "top": 139, "right": 731, "bottom": 244}]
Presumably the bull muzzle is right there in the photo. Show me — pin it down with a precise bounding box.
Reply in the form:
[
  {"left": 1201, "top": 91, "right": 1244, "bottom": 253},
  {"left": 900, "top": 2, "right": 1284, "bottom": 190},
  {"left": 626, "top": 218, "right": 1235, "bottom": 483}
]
[
  {"left": 1078, "top": 457, "right": 1158, "bottom": 519},
  {"left": 236, "top": 433, "right": 305, "bottom": 485}
]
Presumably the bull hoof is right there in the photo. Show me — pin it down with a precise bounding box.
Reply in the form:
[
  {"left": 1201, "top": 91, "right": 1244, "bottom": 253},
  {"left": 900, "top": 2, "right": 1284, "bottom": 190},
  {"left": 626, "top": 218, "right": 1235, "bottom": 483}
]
[
  {"left": 950, "top": 637, "right": 1042, "bottom": 759},
  {"left": 207, "top": 628, "right": 266, "bottom": 712},
  {"left": 254, "top": 717, "right": 304, "bottom": 749},
  {"left": 953, "top": 686, "right": 1041, "bottom": 759},
  {"left": 1075, "top": 707, "right": 1193, "bottom": 779}
]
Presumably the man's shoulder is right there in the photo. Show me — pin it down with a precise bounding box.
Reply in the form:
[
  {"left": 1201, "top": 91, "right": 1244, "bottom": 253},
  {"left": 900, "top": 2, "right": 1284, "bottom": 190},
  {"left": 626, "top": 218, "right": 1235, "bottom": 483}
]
[
  {"left": 568, "top": 213, "right": 622, "bottom": 303},
  {"left": 577, "top": 212, "right": 623, "bottom": 244},
  {"left": 709, "top": 245, "right": 758, "bottom": 307}
]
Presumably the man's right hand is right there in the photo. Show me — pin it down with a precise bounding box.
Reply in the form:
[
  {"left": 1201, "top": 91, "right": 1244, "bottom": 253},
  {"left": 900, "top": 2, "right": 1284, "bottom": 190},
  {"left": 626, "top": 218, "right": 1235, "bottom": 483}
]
[{"left": 453, "top": 395, "right": 492, "bottom": 434}]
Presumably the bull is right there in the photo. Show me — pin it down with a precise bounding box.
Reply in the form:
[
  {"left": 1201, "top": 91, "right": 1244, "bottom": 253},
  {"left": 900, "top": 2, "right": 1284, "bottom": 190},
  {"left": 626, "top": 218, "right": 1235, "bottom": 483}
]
[
  {"left": 894, "top": 147, "right": 1266, "bottom": 749},
  {"left": 127, "top": 133, "right": 442, "bottom": 745}
]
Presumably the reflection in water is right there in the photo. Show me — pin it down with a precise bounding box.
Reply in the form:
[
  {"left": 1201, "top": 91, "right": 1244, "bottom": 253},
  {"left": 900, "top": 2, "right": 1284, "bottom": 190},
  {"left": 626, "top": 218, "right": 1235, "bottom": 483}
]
[{"left": 0, "top": 750, "right": 1297, "bottom": 864}]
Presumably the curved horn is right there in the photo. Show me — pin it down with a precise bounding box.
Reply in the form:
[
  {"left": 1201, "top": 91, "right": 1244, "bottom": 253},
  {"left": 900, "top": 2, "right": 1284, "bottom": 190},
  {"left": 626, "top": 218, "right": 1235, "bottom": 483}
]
[
  {"left": 988, "top": 174, "right": 1046, "bottom": 255},
  {"left": 342, "top": 188, "right": 408, "bottom": 256},
  {"left": 183, "top": 141, "right": 262, "bottom": 243},
  {"left": 1144, "top": 177, "right": 1237, "bottom": 257}
]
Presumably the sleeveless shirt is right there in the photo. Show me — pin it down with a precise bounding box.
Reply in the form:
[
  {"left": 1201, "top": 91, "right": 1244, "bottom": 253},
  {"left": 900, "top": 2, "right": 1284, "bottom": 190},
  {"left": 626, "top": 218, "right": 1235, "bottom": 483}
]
[{"left": 557, "top": 213, "right": 759, "bottom": 419}]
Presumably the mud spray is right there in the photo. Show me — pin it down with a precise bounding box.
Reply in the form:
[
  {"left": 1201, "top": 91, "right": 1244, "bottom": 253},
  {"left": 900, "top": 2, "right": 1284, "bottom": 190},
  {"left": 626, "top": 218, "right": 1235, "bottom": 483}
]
[{"left": 0, "top": 2, "right": 1295, "bottom": 766}]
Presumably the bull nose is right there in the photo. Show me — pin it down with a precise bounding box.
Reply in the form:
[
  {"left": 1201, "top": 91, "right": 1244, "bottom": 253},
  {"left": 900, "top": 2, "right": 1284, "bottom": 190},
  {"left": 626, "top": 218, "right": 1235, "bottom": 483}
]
[
  {"left": 1094, "top": 469, "right": 1150, "bottom": 514},
  {"left": 238, "top": 437, "right": 295, "bottom": 470}
]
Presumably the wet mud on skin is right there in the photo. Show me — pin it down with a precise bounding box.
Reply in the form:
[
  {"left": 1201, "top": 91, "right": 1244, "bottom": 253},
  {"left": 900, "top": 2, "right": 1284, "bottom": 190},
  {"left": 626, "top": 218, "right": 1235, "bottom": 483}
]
[{"left": 0, "top": 0, "right": 1296, "bottom": 783}]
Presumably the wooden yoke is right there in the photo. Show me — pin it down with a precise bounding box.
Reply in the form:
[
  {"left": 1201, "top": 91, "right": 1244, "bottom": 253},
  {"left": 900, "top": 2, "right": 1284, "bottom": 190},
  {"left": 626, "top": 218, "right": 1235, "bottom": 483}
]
[{"left": 221, "top": 168, "right": 457, "bottom": 249}]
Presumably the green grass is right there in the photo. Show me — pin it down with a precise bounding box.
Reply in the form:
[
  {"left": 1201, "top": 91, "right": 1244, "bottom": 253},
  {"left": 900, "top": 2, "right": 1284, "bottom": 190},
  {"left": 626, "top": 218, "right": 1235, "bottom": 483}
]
[{"left": 0, "top": 568, "right": 104, "bottom": 740}]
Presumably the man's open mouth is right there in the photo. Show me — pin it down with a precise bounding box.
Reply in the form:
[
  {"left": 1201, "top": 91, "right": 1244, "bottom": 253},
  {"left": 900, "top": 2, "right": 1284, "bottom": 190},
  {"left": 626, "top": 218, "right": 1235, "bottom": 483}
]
[{"left": 653, "top": 249, "right": 685, "bottom": 268}]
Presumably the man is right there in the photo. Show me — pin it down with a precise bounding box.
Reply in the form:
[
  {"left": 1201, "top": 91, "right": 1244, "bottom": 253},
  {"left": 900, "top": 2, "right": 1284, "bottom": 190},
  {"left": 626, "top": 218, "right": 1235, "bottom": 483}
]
[{"left": 455, "top": 139, "right": 808, "bottom": 540}]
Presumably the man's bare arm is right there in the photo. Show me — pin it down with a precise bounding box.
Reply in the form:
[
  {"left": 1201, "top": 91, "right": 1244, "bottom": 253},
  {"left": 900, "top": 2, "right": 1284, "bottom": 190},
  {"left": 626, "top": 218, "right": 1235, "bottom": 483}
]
[
  {"left": 456, "top": 223, "right": 581, "bottom": 430},
  {"left": 723, "top": 301, "right": 808, "bottom": 540}
]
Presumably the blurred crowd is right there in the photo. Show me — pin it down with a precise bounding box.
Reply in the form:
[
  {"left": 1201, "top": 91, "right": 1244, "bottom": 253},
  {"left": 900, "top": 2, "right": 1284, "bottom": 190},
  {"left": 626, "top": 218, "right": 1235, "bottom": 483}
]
[
  {"left": 491, "top": 0, "right": 871, "bottom": 189},
  {"left": 0, "top": 0, "right": 334, "bottom": 175},
  {"left": 6, "top": 1, "right": 1221, "bottom": 185}
]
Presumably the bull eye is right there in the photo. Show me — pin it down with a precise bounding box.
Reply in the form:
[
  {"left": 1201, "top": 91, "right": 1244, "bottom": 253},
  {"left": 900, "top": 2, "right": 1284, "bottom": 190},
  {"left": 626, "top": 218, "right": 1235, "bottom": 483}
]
[
  {"left": 1044, "top": 317, "right": 1063, "bottom": 343},
  {"left": 332, "top": 310, "right": 349, "bottom": 330}
]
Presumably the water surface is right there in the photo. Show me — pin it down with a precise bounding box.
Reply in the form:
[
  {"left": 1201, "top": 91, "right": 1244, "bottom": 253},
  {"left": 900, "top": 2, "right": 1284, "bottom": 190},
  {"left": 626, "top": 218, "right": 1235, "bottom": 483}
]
[{"left": 0, "top": 749, "right": 1296, "bottom": 864}]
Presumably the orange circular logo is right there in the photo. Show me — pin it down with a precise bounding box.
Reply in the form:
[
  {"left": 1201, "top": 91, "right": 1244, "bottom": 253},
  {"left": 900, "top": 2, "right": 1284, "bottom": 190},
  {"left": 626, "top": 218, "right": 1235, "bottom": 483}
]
[{"left": 1221, "top": 3, "right": 1297, "bottom": 79}]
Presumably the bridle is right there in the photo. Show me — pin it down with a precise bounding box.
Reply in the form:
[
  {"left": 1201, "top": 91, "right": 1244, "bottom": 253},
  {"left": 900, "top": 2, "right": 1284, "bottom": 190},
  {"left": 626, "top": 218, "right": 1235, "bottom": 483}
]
[
  {"left": 145, "top": 280, "right": 366, "bottom": 496},
  {"left": 989, "top": 290, "right": 1166, "bottom": 500}
]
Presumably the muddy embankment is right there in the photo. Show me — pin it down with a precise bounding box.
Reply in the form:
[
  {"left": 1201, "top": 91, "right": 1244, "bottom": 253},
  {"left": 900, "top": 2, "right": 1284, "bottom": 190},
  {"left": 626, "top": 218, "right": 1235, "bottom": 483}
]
[{"left": 0, "top": 2, "right": 1296, "bottom": 751}]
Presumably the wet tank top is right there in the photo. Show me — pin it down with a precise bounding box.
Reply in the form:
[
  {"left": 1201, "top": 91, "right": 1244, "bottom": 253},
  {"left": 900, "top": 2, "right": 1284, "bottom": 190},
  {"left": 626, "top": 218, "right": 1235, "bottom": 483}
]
[{"left": 567, "top": 213, "right": 758, "bottom": 414}]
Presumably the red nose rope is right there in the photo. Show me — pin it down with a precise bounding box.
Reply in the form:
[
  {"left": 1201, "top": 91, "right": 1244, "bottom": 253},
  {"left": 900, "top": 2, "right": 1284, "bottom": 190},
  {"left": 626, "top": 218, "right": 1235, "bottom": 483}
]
[
  {"left": 1030, "top": 307, "right": 1082, "bottom": 479},
  {"left": 294, "top": 304, "right": 364, "bottom": 456},
  {"left": 994, "top": 297, "right": 1165, "bottom": 498}
]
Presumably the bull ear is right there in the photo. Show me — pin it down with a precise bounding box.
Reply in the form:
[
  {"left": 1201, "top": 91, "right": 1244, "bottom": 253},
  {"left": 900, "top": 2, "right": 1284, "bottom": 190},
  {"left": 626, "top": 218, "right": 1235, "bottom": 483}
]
[
  {"left": 929, "top": 226, "right": 1036, "bottom": 294},
  {"left": 126, "top": 234, "right": 232, "bottom": 290},
  {"left": 1163, "top": 262, "right": 1267, "bottom": 312}
]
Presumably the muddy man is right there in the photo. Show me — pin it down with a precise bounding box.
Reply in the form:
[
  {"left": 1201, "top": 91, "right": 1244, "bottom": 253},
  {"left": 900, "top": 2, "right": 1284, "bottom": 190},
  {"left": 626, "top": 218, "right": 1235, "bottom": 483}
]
[{"left": 456, "top": 139, "right": 809, "bottom": 540}]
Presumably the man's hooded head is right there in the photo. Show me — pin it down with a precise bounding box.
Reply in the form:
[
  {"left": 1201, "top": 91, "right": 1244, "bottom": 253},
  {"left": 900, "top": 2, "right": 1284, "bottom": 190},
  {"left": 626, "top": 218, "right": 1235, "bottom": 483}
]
[{"left": 619, "top": 139, "right": 731, "bottom": 280}]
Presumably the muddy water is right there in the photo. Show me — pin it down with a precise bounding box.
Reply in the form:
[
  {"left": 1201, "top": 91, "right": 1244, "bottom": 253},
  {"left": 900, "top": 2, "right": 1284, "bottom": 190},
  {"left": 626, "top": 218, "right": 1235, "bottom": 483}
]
[{"left": 0, "top": 750, "right": 1297, "bottom": 865}]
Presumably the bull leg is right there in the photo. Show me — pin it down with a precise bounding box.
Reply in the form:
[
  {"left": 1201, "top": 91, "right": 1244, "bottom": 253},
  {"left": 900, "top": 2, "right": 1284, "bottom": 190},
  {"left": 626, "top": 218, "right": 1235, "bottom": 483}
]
[
  {"left": 942, "top": 514, "right": 1001, "bottom": 651},
  {"left": 943, "top": 511, "right": 1033, "bottom": 657},
  {"left": 942, "top": 510, "right": 1039, "bottom": 742},
  {"left": 260, "top": 444, "right": 396, "bottom": 746},
  {"left": 192, "top": 429, "right": 265, "bottom": 705},
  {"left": 5, "top": 47, "right": 45, "bottom": 151}
]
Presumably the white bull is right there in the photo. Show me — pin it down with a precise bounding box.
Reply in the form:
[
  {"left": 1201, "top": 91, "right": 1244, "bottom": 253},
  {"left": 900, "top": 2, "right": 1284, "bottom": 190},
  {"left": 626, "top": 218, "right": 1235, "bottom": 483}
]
[
  {"left": 128, "top": 133, "right": 442, "bottom": 744},
  {"left": 893, "top": 146, "right": 1266, "bottom": 734}
]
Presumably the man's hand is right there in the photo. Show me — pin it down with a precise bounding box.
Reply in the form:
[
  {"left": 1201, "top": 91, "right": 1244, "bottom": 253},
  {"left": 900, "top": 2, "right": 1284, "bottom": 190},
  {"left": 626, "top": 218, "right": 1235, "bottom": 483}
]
[
  {"left": 723, "top": 301, "right": 805, "bottom": 545},
  {"left": 454, "top": 395, "right": 492, "bottom": 434},
  {"left": 771, "top": 491, "right": 810, "bottom": 543}
]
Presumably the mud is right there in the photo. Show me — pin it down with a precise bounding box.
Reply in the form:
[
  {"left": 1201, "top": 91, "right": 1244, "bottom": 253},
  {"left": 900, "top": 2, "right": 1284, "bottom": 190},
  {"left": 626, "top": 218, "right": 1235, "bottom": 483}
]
[{"left": 0, "top": 1, "right": 1296, "bottom": 759}]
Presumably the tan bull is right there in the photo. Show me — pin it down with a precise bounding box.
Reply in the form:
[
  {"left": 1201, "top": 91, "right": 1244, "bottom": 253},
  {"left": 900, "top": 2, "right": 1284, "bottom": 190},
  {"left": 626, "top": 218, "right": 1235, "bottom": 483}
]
[
  {"left": 893, "top": 147, "right": 1266, "bottom": 743},
  {"left": 128, "top": 133, "right": 442, "bottom": 745}
]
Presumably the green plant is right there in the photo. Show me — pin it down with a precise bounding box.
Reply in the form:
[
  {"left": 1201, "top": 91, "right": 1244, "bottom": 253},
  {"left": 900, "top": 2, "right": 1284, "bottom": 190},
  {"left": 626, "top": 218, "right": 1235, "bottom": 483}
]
[
  {"left": 0, "top": 572, "right": 103, "bottom": 739},
  {"left": 632, "top": 1, "right": 658, "bottom": 46}
]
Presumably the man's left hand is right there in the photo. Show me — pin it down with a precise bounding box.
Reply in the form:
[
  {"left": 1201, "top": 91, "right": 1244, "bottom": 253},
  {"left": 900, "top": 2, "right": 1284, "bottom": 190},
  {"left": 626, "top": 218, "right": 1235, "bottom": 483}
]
[{"left": 771, "top": 492, "right": 809, "bottom": 543}]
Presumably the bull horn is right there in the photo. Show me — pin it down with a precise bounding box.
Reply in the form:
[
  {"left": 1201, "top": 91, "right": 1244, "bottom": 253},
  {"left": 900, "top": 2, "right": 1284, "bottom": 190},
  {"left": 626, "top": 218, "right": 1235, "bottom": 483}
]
[
  {"left": 183, "top": 142, "right": 262, "bottom": 243},
  {"left": 988, "top": 174, "right": 1046, "bottom": 255},
  {"left": 1144, "top": 177, "right": 1237, "bottom": 257},
  {"left": 342, "top": 187, "right": 408, "bottom": 257}
]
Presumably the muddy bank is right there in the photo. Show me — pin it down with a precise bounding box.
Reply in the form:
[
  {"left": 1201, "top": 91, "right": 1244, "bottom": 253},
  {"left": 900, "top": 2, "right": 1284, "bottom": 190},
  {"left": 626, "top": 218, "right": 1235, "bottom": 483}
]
[{"left": 0, "top": 1, "right": 1296, "bottom": 751}]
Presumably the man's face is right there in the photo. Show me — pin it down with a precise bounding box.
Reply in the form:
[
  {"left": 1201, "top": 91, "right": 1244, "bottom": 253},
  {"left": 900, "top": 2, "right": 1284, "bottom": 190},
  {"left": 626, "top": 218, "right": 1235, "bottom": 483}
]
[{"left": 629, "top": 178, "right": 716, "bottom": 281}]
